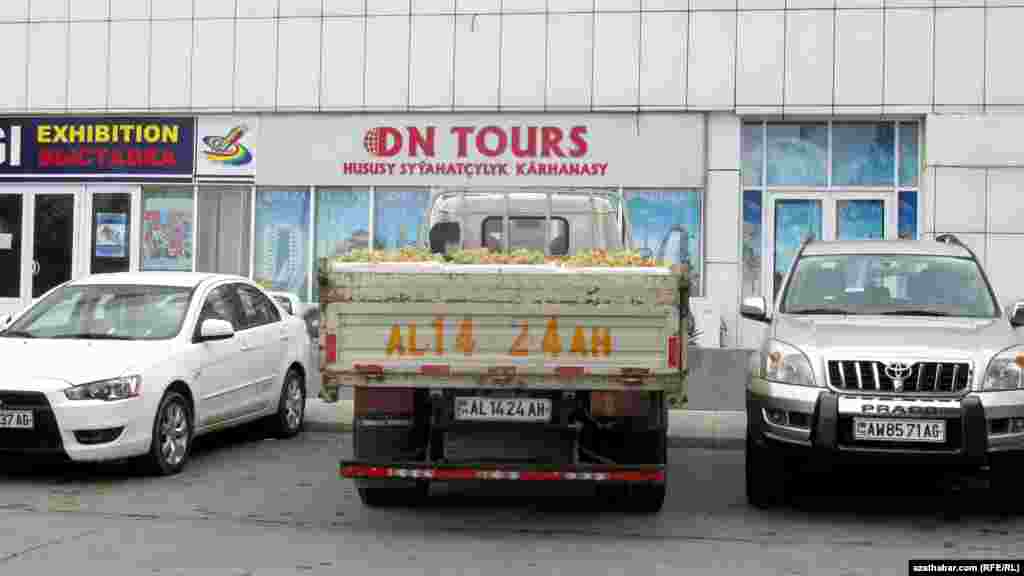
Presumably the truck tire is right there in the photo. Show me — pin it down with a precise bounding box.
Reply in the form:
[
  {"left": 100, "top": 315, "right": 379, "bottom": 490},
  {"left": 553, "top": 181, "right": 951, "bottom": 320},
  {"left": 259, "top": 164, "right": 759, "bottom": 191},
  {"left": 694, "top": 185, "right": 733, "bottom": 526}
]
[
  {"left": 745, "top": 434, "right": 789, "bottom": 509},
  {"left": 357, "top": 481, "right": 429, "bottom": 508},
  {"left": 626, "top": 482, "right": 666, "bottom": 514}
]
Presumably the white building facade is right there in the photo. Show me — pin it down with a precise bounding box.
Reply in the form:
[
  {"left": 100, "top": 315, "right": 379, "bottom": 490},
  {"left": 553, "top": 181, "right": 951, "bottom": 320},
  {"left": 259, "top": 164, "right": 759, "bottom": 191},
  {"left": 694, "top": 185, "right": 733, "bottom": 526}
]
[{"left": 0, "top": 1, "right": 1020, "bottom": 386}]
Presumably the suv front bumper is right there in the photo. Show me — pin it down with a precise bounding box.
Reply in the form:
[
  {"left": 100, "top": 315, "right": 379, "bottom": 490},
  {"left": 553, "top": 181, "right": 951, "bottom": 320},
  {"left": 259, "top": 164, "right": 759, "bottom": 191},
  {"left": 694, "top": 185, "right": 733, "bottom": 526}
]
[{"left": 748, "top": 377, "right": 1024, "bottom": 465}]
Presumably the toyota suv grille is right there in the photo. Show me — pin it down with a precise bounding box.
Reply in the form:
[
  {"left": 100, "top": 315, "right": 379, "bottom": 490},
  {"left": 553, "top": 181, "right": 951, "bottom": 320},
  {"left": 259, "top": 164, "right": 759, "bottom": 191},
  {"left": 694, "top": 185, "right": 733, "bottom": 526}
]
[{"left": 827, "top": 361, "right": 971, "bottom": 394}]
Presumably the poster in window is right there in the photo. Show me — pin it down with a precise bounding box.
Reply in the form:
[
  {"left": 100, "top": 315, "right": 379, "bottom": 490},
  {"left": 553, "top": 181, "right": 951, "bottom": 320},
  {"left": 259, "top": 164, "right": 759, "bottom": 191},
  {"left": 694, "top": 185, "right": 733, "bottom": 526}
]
[
  {"left": 253, "top": 189, "right": 310, "bottom": 300},
  {"left": 142, "top": 209, "right": 194, "bottom": 271},
  {"left": 95, "top": 212, "right": 128, "bottom": 258}
]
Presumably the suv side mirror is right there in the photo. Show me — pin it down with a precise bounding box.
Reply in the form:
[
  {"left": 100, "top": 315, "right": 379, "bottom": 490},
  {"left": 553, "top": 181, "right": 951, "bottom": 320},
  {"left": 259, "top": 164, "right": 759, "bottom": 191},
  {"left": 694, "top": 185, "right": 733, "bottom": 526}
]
[
  {"left": 741, "top": 296, "right": 770, "bottom": 324},
  {"left": 198, "top": 318, "right": 235, "bottom": 342},
  {"left": 1011, "top": 301, "right": 1024, "bottom": 327}
]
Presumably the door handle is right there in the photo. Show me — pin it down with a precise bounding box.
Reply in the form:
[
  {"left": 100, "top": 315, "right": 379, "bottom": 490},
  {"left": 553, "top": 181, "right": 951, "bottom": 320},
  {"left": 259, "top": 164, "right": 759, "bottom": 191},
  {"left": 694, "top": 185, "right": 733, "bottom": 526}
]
[{"left": 32, "top": 260, "right": 39, "bottom": 276}]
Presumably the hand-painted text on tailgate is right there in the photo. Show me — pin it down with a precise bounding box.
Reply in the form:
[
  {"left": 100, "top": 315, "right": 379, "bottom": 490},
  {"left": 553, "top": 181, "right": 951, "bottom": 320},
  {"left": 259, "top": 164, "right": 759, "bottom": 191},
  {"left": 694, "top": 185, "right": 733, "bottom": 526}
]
[{"left": 384, "top": 317, "right": 612, "bottom": 358}]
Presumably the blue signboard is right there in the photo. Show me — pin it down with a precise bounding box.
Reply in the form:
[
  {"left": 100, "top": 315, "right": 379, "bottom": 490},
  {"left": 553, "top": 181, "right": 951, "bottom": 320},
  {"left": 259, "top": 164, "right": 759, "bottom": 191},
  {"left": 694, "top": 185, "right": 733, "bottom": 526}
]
[{"left": 0, "top": 116, "right": 194, "bottom": 180}]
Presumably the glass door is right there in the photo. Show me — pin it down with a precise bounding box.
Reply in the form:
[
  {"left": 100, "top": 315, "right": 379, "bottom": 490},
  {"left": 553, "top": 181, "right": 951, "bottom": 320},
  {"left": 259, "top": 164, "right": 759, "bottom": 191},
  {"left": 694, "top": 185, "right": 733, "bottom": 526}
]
[
  {"left": 0, "top": 192, "right": 24, "bottom": 318},
  {"left": 31, "top": 190, "right": 80, "bottom": 299}
]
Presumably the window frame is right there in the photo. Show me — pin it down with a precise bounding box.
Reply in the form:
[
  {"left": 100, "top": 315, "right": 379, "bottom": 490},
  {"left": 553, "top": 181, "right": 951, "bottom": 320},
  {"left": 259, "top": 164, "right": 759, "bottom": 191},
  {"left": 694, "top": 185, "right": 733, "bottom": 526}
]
[
  {"left": 235, "top": 283, "right": 281, "bottom": 330},
  {"left": 193, "top": 283, "right": 244, "bottom": 340},
  {"left": 480, "top": 215, "right": 571, "bottom": 255}
]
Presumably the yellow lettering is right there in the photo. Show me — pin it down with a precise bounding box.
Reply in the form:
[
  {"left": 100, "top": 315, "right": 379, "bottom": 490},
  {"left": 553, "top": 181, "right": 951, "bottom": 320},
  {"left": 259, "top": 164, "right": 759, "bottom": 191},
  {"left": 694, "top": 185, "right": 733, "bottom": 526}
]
[
  {"left": 591, "top": 327, "right": 611, "bottom": 357},
  {"left": 407, "top": 323, "right": 425, "bottom": 357},
  {"left": 455, "top": 318, "right": 475, "bottom": 355},
  {"left": 542, "top": 317, "right": 562, "bottom": 356},
  {"left": 386, "top": 325, "right": 403, "bottom": 356},
  {"left": 570, "top": 326, "right": 588, "bottom": 356},
  {"left": 95, "top": 125, "right": 110, "bottom": 143},
  {"left": 69, "top": 125, "right": 86, "bottom": 143},
  {"left": 37, "top": 126, "right": 52, "bottom": 144},
  {"left": 433, "top": 317, "right": 445, "bottom": 355},
  {"left": 162, "top": 125, "right": 179, "bottom": 143},
  {"left": 510, "top": 321, "right": 529, "bottom": 357},
  {"left": 143, "top": 125, "right": 161, "bottom": 143}
]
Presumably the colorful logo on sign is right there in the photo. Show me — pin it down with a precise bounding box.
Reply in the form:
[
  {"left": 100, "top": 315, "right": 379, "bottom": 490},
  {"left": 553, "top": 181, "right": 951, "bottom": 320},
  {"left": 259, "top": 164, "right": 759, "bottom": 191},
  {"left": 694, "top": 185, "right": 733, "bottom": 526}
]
[
  {"left": 202, "top": 125, "right": 252, "bottom": 166},
  {"left": 363, "top": 128, "right": 387, "bottom": 157}
]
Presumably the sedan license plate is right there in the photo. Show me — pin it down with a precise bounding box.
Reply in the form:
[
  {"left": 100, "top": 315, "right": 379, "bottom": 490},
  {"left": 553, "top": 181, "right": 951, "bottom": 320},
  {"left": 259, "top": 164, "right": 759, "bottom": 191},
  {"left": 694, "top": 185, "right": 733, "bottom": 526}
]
[
  {"left": 455, "top": 397, "right": 551, "bottom": 422},
  {"left": 0, "top": 410, "right": 33, "bottom": 430},
  {"left": 853, "top": 418, "right": 945, "bottom": 443}
]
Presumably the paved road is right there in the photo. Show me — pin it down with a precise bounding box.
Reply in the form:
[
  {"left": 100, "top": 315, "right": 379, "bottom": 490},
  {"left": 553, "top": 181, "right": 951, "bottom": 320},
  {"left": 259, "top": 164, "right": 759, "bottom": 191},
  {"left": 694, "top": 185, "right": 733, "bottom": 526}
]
[{"left": 1, "top": 426, "right": 1021, "bottom": 575}]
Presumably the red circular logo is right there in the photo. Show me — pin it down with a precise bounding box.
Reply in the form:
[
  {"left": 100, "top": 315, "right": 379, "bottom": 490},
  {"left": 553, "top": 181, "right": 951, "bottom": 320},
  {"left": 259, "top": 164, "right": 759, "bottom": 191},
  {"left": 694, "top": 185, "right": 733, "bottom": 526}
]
[{"left": 363, "top": 129, "right": 383, "bottom": 157}]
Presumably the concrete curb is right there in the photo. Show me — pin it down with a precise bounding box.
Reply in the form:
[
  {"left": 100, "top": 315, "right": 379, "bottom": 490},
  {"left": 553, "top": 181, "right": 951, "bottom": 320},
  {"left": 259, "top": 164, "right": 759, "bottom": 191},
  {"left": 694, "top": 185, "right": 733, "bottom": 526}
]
[{"left": 303, "top": 399, "right": 746, "bottom": 449}]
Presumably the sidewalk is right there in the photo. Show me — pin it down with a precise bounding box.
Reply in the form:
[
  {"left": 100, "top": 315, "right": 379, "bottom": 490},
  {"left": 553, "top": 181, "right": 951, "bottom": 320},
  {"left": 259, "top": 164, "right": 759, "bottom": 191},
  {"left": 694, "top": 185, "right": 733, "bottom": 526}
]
[{"left": 303, "top": 398, "right": 746, "bottom": 450}]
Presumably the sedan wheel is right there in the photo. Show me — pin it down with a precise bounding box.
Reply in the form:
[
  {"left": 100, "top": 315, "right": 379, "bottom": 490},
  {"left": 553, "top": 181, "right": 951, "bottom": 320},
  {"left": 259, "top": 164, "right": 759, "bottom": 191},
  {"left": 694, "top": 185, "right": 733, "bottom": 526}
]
[
  {"left": 147, "top": 390, "right": 192, "bottom": 476},
  {"left": 270, "top": 369, "right": 305, "bottom": 438}
]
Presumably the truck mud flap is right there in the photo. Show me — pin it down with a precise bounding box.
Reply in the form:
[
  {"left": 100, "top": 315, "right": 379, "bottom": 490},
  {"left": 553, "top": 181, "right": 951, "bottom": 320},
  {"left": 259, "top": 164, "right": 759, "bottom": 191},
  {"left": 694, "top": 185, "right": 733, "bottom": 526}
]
[{"left": 340, "top": 461, "right": 666, "bottom": 483}]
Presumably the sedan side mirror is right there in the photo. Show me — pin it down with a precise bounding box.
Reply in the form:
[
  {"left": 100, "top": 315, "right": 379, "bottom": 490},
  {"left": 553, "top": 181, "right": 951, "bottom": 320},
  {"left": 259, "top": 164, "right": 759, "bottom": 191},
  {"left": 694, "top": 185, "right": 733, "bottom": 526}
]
[
  {"left": 1011, "top": 301, "right": 1024, "bottom": 328},
  {"left": 740, "top": 296, "right": 771, "bottom": 324},
  {"left": 1, "top": 314, "right": 10, "bottom": 328},
  {"left": 198, "top": 318, "right": 235, "bottom": 342}
]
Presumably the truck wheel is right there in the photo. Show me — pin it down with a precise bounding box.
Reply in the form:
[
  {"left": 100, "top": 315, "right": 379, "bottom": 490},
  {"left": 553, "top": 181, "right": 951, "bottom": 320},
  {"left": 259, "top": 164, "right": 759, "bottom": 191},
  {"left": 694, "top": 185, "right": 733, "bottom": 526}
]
[
  {"left": 626, "top": 483, "right": 666, "bottom": 514},
  {"left": 357, "top": 481, "right": 429, "bottom": 508},
  {"left": 746, "top": 434, "right": 789, "bottom": 509}
]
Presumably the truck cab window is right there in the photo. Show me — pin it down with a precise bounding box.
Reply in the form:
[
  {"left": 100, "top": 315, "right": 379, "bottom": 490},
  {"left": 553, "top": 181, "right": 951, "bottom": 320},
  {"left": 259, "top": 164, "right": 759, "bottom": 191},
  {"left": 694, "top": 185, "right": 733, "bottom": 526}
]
[{"left": 481, "top": 217, "right": 569, "bottom": 255}]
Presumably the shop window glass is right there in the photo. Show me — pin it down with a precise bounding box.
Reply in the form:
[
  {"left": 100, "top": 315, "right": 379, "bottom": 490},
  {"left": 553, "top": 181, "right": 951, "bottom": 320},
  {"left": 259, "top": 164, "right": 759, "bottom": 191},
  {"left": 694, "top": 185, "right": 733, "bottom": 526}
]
[
  {"left": 196, "top": 186, "right": 251, "bottom": 277},
  {"left": 313, "top": 188, "right": 371, "bottom": 302},
  {"left": 899, "top": 191, "right": 918, "bottom": 240},
  {"left": 742, "top": 190, "right": 762, "bottom": 298},
  {"left": 831, "top": 123, "right": 895, "bottom": 186},
  {"left": 142, "top": 187, "right": 194, "bottom": 272},
  {"left": 624, "top": 189, "right": 702, "bottom": 296},
  {"left": 91, "top": 193, "right": 132, "bottom": 276},
  {"left": 766, "top": 124, "right": 828, "bottom": 186},
  {"left": 0, "top": 194, "right": 22, "bottom": 299},
  {"left": 900, "top": 123, "right": 919, "bottom": 188},
  {"left": 742, "top": 123, "right": 763, "bottom": 188},
  {"left": 372, "top": 188, "right": 430, "bottom": 251},
  {"left": 253, "top": 188, "right": 311, "bottom": 302}
]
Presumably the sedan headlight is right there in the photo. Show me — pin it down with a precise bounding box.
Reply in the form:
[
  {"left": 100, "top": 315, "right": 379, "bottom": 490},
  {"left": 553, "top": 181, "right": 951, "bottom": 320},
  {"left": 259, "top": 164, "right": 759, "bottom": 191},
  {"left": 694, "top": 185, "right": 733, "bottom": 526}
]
[
  {"left": 759, "top": 339, "right": 818, "bottom": 387},
  {"left": 982, "top": 347, "right": 1024, "bottom": 391},
  {"left": 64, "top": 375, "right": 142, "bottom": 401}
]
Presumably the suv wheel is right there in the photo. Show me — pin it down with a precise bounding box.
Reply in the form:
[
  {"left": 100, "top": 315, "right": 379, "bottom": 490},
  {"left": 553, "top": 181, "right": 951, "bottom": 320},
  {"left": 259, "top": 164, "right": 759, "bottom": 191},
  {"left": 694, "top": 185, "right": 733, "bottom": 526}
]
[{"left": 746, "top": 434, "right": 791, "bottom": 509}]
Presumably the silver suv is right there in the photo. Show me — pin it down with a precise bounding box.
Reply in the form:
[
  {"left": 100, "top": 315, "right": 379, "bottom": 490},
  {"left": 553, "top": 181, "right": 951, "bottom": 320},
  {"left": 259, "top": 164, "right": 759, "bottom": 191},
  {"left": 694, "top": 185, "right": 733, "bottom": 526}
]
[{"left": 741, "top": 234, "right": 1024, "bottom": 508}]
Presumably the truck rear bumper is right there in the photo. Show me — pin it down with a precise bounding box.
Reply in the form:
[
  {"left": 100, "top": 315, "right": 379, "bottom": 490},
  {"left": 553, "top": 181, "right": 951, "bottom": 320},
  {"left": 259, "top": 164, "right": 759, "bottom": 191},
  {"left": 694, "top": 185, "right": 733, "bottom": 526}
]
[{"left": 340, "top": 460, "right": 665, "bottom": 484}]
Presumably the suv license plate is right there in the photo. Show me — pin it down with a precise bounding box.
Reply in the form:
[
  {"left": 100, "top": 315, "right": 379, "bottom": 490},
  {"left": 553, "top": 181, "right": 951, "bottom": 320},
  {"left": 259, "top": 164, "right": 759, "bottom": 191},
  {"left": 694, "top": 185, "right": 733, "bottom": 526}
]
[{"left": 853, "top": 418, "right": 945, "bottom": 443}]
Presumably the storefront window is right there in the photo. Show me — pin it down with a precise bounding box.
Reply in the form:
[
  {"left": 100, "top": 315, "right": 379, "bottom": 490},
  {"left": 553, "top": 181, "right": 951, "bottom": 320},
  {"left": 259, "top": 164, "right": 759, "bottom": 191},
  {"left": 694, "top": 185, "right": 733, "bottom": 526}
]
[
  {"left": 372, "top": 188, "right": 430, "bottom": 250},
  {"left": 141, "top": 187, "right": 194, "bottom": 272},
  {"left": 253, "top": 187, "right": 311, "bottom": 302},
  {"left": 742, "top": 190, "right": 762, "bottom": 298},
  {"left": 196, "top": 186, "right": 251, "bottom": 278},
  {"left": 0, "top": 194, "right": 22, "bottom": 299},
  {"left": 313, "top": 188, "right": 371, "bottom": 302},
  {"left": 831, "top": 123, "right": 895, "bottom": 186},
  {"left": 766, "top": 124, "right": 828, "bottom": 186},
  {"left": 742, "top": 124, "right": 763, "bottom": 188},
  {"left": 899, "top": 123, "right": 920, "bottom": 187},
  {"left": 91, "top": 193, "right": 132, "bottom": 275},
  {"left": 624, "top": 189, "right": 702, "bottom": 296},
  {"left": 899, "top": 191, "right": 918, "bottom": 240}
]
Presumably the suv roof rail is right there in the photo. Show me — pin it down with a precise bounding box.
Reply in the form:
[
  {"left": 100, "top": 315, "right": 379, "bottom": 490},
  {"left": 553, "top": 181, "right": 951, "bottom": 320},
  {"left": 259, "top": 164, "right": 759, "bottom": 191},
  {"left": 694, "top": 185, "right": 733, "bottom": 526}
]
[{"left": 935, "top": 233, "right": 981, "bottom": 263}]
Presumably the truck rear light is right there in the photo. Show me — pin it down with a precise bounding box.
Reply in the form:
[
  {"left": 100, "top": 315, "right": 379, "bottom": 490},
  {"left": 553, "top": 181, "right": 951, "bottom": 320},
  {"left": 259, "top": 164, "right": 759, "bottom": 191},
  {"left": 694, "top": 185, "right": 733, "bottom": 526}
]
[
  {"left": 616, "top": 367, "right": 651, "bottom": 386},
  {"left": 420, "top": 364, "right": 450, "bottom": 376},
  {"left": 325, "top": 333, "right": 337, "bottom": 364},
  {"left": 667, "top": 335, "right": 680, "bottom": 369},
  {"left": 590, "top": 391, "right": 648, "bottom": 417},
  {"left": 555, "top": 366, "right": 585, "bottom": 378},
  {"left": 340, "top": 465, "right": 665, "bottom": 483},
  {"left": 354, "top": 387, "right": 415, "bottom": 416}
]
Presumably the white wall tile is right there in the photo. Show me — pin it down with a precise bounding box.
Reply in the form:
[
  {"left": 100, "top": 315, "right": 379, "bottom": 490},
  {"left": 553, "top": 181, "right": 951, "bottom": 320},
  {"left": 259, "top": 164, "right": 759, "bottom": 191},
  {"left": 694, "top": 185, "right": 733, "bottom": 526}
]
[
  {"left": 688, "top": 10, "right": 735, "bottom": 108},
  {"left": 785, "top": 10, "right": 833, "bottom": 108},
  {"left": 277, "top": 19, "right": 321, "bottom": 108},
  {"left": 0, "top": 1, "right": 27, "bottom": 22},
  {"left": 195, "top": 0, "right": 236, "bottom": 19},
  {"left": 322, "top": 18, "right": 365, "bottom": 107},
  {"left": 691, "top": 0, "right": 736, "bottom": 8},
  {"left": 365, "top": 16, "right": 410, "bottom": 107},
  {"left": 410, "top": 15, "right": 455, "bottom": 107},
  {"left": 835, "top": 10, "right": 883, "bottom": 107},
  {"left": 501, "top": 0, "right": 545, "bottom": 12},
  {"left": 706, "top": 171, "right": 741, "bottom": 262},
  {"left": 934, "top": 7, "right": 984, "bottom": 107},
  {"left": 884, "top": 9, "right": 931, "bottom": 109},
  {"left": 281, "top": 0, "right": 323, "bottom": 17},
  {"left": 324, "top": 0, "right": 365, "bottom": 15},
  {"left": 708, "top": 112, "right": 740, "bottom": 172},
  {"left": 986, "top": 8, "right": 1024, "bottom": 107},
  {"left": 593, "top": 12, "right": 639, "bottom": 107},
  {"left": 71, "top": 0, "right": 108, "bottom": 20},
  {"left": 703, "top": 262, "right": 740, "bottom": 348},
  {"left": 640, "top": 12, "right": 686, "bottom": 107},
  {"left": 500, "top": 14, "right": 545, "bottom": 108},
  {"left": 30, "top": 0, "right": 66, "bottom": 21},
  {"left": 987, "top": 169, "right": 1024, "bottom": 235},
  {"left": 367, "top": 0, "right": 412, "bottom": 15},
  {"left": 238, "top": 0, "right": 277, "bottom": 18},
  {"left": 235, "top": 19, "right": 277, "bottom": 108},
  {"left": 413, "top": 0, "right": 457, "bottom": 14},
  {"left": 152, "top": 0, "right": 192, "bottom": 19},
  {"left": 67, "top": 22, "right": 107, "bottom": 110},
  {"left": 787, "top": 0, "right": 832, "bottom": 7},
  {"left": 987, "top": 235, "right": 1024, "bottom": 305},
  {"left": 736, "top": 11, "right": 783, "bottom": 108},
  {"left": 457, "top": 0, "right": 501, "bottom": 12},
  {"left": 0, "top": 24, "right": 27, "bottom": 110},
  {"left": 192, "top": 19, "right": 235, "bottom": 109},
  {"left": 887, "top": 0, "right": 933, "bottom": 6},
  {"left": 150, "top": 20, "right": 192, "bottom": 108},
  {"left": 738, "top": 0, "right": 782, "bottom": 8},
  {"left": 597, "top": 0, "right": 640, "bottom": 10},
  {"left": 549, "top": 0, "right": 596, "bottom": 14},
  {"left": 110, "top": 0, "right": 149, "bottom": 19},
  {"left": 454, "top": 14, "right": 499, "bottom": 107},
  {"left": 933, "top": 167, "right": 986, "bottom": 234},
  {"left": 27, "top": 22, "right": 66, "bottom": 109},
  {"left": 109, "top": 21, "right": 150, "bottom": 109},
  {"left": 645, "top": 0, "right": 687, "bottom": 10},
  {"left": 837, "top": 0, "right": 882, "bottom": 6},
  {"left": 547, "top": 13, "right": 593, "bottom": 107}
]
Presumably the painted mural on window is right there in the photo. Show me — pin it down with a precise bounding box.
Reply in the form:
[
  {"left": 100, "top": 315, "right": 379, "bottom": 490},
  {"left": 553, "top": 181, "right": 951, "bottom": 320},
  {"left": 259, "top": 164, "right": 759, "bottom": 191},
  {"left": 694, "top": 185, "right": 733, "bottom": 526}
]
[
  {"left": 742, "top": 124, "right": 763, "bottom": 187},
  {"left": 373, "top": 188, "right": 431, "bottom": 251},
  {"left": 253, "top": 188, "right": 310, "bottom": 301},
  {"left": 836, "top": 199, "right": 885, "bottom": 240},
  {"left": 899, "top": 191, "right": 918, "bottom": 240},
  {"left": 313, "top": 188, "right": 371, "bottom": 302},
  {"left": 142, "top": 189, "right": 194, "bottom": 272},
  {"left": 831, "top": 123, "right": 895, "bottom": 186},
  {"left": 899, "top": 124, "right": 919, "bottom": 187},
  {"left": 766, "top": 124, "right": 828, "bottom": 186},
  {"left": 742, "top": 190, "right": 762, "bottom": 298},
  {"left": 773, "top": 199, "right": 822, "bottom": 297},
  {"left": 624, "top": 189, "right": 702, "bottom": 296}
]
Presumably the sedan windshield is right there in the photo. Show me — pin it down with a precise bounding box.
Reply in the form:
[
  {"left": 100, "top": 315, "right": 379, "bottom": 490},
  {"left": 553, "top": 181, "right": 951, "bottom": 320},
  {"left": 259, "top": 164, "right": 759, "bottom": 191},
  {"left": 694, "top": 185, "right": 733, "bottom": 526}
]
[
  {"left": 2, "top": 284, "right": 193, "bottom": 340},
  {"left": 780, "top": 254, "right": 999, "bottom": 318}
]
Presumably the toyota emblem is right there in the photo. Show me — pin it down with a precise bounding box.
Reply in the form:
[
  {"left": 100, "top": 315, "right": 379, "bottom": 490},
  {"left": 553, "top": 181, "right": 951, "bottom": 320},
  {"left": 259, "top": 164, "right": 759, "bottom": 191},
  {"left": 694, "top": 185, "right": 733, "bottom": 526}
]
[{"left": 885, "top": 361, "right": 912, "bottom": 381}]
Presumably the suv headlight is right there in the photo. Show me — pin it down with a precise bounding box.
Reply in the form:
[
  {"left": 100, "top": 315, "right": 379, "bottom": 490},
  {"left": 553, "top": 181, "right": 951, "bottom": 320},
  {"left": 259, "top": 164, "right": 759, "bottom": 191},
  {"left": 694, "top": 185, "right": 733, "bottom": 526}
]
[
  {"left": 982, "top": 347, "right": 1024, "bottom": 391},
  {"left": 759, "top": 339, "right": 818, "bottom": 387},
  {"left": 64, "top": 375, "right": 142, "bottom": 401}
]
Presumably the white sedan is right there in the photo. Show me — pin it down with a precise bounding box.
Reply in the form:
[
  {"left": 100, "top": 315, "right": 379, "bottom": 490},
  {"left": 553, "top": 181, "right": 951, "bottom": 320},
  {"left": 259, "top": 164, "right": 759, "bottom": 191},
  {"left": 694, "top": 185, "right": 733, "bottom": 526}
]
[{"left": 0, "top": 272, "right": 311, "bottom": 475}]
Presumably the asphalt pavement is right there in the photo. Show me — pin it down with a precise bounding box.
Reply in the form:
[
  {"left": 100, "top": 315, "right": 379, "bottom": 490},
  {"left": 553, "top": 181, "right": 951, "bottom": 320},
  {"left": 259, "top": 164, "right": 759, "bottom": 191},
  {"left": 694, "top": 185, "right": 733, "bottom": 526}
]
[{"left": 1, "top": 426, "right": 1022, "bottom": 574}]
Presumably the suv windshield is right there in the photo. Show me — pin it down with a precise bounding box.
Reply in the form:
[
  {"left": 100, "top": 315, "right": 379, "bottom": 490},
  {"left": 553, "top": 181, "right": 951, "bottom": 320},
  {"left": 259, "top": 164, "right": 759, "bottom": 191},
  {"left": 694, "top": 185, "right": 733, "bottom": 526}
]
[
  {"left": 2, "top": 284, "right": 193, "bottom": 340},
  {"left": 780, "top": 254, "right": 999, "bottom": 318}
]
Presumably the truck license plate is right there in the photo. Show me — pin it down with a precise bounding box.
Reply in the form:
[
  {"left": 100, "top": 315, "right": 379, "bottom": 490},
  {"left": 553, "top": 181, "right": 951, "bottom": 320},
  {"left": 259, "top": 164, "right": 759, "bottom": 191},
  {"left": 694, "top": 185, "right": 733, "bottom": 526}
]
[
  {"left": 853, "top": 418, "right": 945, "bottom": 443},
  {"left": 455, "top": 397, "right": 551, "bottom": 422},
  {"left": 0, "top": 410, "right": 33, "bottom": 429}
]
